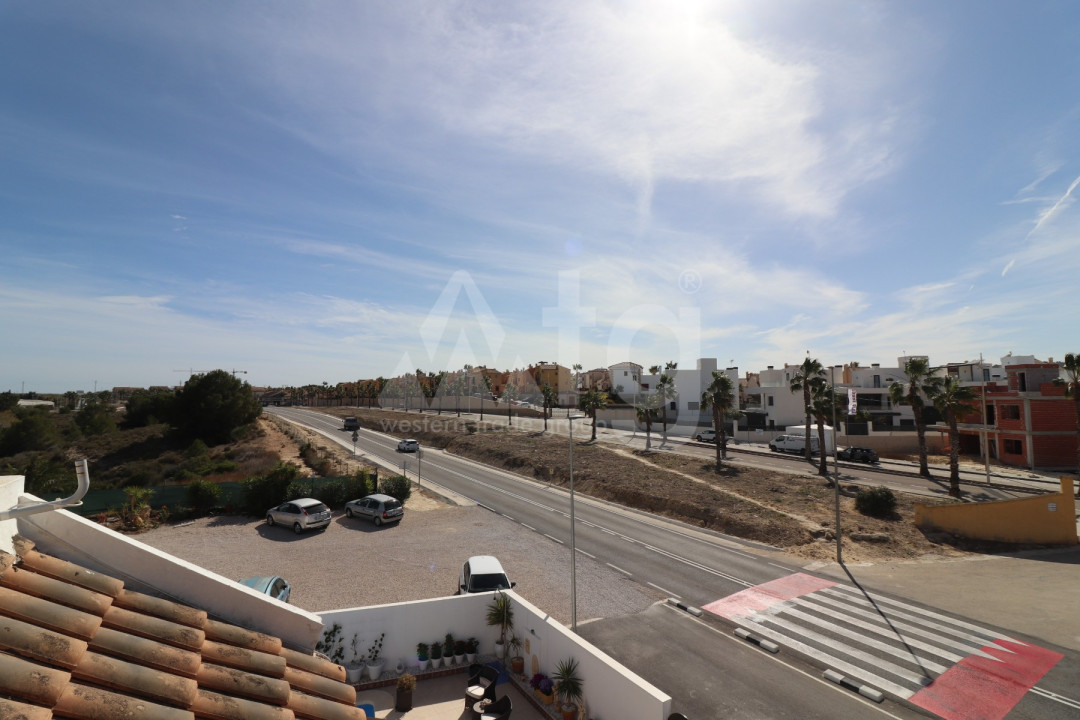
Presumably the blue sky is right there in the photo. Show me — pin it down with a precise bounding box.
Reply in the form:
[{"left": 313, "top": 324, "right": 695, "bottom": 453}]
[{"left": 2, "top": 1, "right": 1079, "bottom": 393}]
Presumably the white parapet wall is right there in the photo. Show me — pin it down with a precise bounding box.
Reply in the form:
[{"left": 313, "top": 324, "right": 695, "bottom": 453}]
[
  {"left": 319, "top": 590, "right": 672, "bottom": 720},
  {"left": 13, "top": 494, "right": 325, "bottom": 651},
  {"left": 0, "top": 475, "right": 26, "bottom": 555}
]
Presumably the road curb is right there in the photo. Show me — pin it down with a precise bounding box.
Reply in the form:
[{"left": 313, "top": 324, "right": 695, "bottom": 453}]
[{"left": 823, "top": 669, "right": 884, "bottom": 703}]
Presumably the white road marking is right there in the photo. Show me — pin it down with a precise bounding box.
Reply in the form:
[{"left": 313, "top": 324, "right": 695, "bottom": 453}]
[
  {"left": 521, "top": 523, "right": 536, "bottom": 532},
  {"left": 576, "top": 548, "right": 596, "bottom": 559},
  {"left": 544, "top": 534, "right": 564, "bottom": 544},
  {"left": 647, "top": 581, "right": 680, "bottom": 598},
  {"left": 607, "top": 563, "right": 632, "bottom": 576}
]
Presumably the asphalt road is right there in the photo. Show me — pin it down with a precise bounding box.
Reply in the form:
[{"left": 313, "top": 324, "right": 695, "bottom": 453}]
[{"left": 268, "top": 407, "right": 1080, "bottom": 720}]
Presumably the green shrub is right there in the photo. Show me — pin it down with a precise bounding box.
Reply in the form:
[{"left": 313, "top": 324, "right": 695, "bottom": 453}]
[
  {"left": 187, "top": 478, "right": 223, "bottom": 512},
  {"left": 855, "top": 486, "right": 897, "bottom": 518},
  {"left": 242, "top": 462, "right": 303, "bottom": 515},
  {"left": 379, "top": 474, "right": 412, "bottom": 504}
]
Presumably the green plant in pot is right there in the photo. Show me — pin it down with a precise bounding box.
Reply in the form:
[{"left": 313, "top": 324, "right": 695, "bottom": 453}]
[
  {"left": 553, "top": 657, "right": 584, "bottom": 720},
  {"left": 416, "top": 642, "right": 429, "bottom": 671},
  {"left": 429, "top": 638, "right": 444, "bottom": 668},
  {"left": 395, "top": 673, "right": 416, "bottom": 712},
  {"left": 465, "top": 637, "right": 479, "bottom": 662},
  {"left": 443, "top": 633, "right": 455, "bottom": 666},
  {"left": 508, "top": 635, "right": 524, "bottom": 676},
  {"left": 485, "top": 592, "right": 514, "bottom": 660},
  {"left": 364, "top": 633, "right": 385, "bottom": 681}
]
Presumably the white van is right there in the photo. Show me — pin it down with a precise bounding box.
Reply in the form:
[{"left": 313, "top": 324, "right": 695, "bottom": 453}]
[{"left": 769, "top": 434, "right": 820, "bottom": 455}]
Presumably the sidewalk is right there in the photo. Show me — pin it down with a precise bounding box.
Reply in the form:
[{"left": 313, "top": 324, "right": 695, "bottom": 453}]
[{"left": 806, "top": 544, "right": 1080, "bottom": 653}]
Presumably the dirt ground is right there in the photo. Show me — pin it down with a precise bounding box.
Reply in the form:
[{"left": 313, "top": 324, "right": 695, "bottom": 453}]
[{"left": 251, "top": 409, "right": 1002, "bottom": 565}]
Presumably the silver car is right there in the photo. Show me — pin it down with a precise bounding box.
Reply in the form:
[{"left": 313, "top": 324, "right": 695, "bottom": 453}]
[
  {"left": 266, "top": 498, "right": 332, "bottom": 534},
  {"left": 397, "top": 438, "right": 420, "bottom": 452},
  {"left": 344, "top": 493, "right": 404, "bottom": 526}
]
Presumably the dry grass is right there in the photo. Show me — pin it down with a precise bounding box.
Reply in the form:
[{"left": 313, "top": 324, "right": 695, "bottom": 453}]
[{"left": 306, "top": 409, "right": 984, "bottom": 563}]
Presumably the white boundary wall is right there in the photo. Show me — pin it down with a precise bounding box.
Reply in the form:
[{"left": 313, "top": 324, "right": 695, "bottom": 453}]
[
  {"left": 320, "top": 590, "right": 672, "bottom": 720},
  {"left": 10, "top": 493, "right": 324, "bottom": 650}
]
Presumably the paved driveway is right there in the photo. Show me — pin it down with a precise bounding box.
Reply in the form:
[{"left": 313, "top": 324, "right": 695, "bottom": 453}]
[{"left": 138, "top": 495, "right": 663, "bottom": 620}]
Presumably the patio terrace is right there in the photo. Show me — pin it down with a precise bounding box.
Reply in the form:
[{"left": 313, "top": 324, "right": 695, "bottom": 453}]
[{"left": 356, "top": 667, "right": 549, "bottom": 720}]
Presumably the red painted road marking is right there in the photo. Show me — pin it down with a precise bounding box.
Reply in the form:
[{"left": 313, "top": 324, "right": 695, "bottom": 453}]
[
  {"left": 911, "top": 639, "right": 1062, "bottom": 720},
  {"left": 703, "top": 573, "right": 836, "bottom": 621}
]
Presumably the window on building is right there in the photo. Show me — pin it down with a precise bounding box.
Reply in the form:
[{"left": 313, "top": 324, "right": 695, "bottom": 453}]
[
  {"left": 767, "top": 396, "right": 774, "bottom": 406},
  {"left": 982, "top": 368, "right": 991, "bottom": 381},
  {"left": 873, "top": 375, "right": 881, "bottom": 388},
  {"left": 1001, "top": 405, "right": 1021, "bottom": 420},
  {"left": 670, "top": 401, "right": 676, "bottom": 411},
  {"left": 987, "top": 404, "right": 995, "bottom": 425},
  {"left": 688, "top": 401, "right": 699, "bottom": 411},
  {"left": 1017, "top": 373, "right": 1027, "bottom": 392},
  {"left": 1003, "top": 439, "right": 1022, "bottom": 455}
]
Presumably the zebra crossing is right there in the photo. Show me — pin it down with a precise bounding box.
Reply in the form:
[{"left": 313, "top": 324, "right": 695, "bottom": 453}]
[{"left": 703, "top": 573, "right": 1065, "bottom": 720}]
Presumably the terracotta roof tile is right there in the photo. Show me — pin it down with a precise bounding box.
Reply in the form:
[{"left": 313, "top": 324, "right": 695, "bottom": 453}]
[
  {"left": 0, "top": 652, "right": 71, "bottom": 706},
  {"left": 0, "top": 614, "right": 89, "bottom": 668},
  {"left": 0, "top": 586, "right": 102, "bottom": 640},
  {"left": 278, "top": 646, "right": 346, "bottom": 682},
  {"left": 88, "top": 627, "right": 202, "bottom": 678},
  {"left": 12, "top": 537, "right": 124, "bottom": 597},
  {"left": 71, "top": 650, "right": 199, "bottom": 707},
  {"left": 282, "top": 664, "right": 357, "bottom": 705},
  {"left": 0, "top": 563, "right": 114, "bottom": 615},
  {"left": 195, "top": 661, "right": 293, "bottom": 705},
  {"left": 191, "top": 688, "right": 298, "bottom": 720},
  {"left": 114, "top": 588, "right": 207, "bottom": 628},
  {"left": 201, "top": 639, "right": 287, "bottom": 677},
  {"left": 0, "top": 539, "right": 363, "bottom": 720},
  {"left": 203, "top": 618, "right": 283, "bottom": 654},
  {"left": 52, "top": 682, "right": 195, "bottom": 720},
  {"left": 101, "top": 605, "right": 205, "bottom": 651},
  {"left": 0, "top": 696, "right": 54, "bottom": 720}
]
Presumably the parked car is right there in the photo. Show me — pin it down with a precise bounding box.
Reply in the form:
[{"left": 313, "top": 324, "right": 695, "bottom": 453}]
[
  {"left": 266, "top": 498, "right": 332, "bottom": 534},
  {"left": 769, "top": 434, "right": 820, "bottom": 455},
  {"left": 238, "top": 576, "right": 291, "bottom": 603},
  {"left": 343, "top": 416, "right": 360, "bottom": 430},
  {"left": 457, "top": 555, "right": 515, "bottom": 594},
  {"left": 837, "top": 446, "right": 880, "bottom": 464},
  {"left": 345, "top": 493, "right": 404, "bottom": 526},
  {"left": 694, "top": 429, "right": 716, "bottom": 443},
  {"left": 397, "top": 438, "right": 420, "bottom": 452}
]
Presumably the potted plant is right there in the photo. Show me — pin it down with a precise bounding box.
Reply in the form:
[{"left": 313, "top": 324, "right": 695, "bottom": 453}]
[
  {"left": 529, "top": 673, "right": 554, "bottom": 705},
  {"left": 395, "top": 673, "right": 416, "bottom": 712},
  {"left": 453, "top": 639, "right": 467, "bottom": 665},
  {"left": 507, "top": 635, "right": 524, "bottom": 676},
  {"left": 345, "top": 633, "right": 364, "bottom": 684},
  {"left": 364, "top": 633, "right": 385, "bottom": 681},
  {"left": 553, "top": 657, "right": 584, "bottom": 720},
  {"left": 416, "top": 642, "right": 429, "bottom": 672},
  {"left": 465, "top": 637, "right": 478, "bottom": 664},
  {"left": 429, "top": 638, "right": 443, "bottom": 668},
  {"left": 442, "top": 633, "right": 455, "bottom": 666},
  {"left": 485, "top": 592, "right": 514, "bottom": 660}
]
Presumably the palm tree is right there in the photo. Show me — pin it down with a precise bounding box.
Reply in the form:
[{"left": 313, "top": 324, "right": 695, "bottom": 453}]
[
  {"left": 657, "top": 362, "right": 678, "bottom": 446},
  {"left": 889, "top": 357, "right": 942, "bottom": 478},
  {"left": 541, "top": 384, "right": 557, "bottom": 432},
  {"left": 504, "top": 382, "right": 517, "bottom": 426},
  {"left": 931, "top": 378, "right": 979, "bottom": 497},
  {"left": 700, "top": 371, "right": 737, "bottom": 470},
  {"left": 635, "top": 396, "right": 657, "bottom": 450},
  {"left": 1053, "top": 352, "right": 1080, "bottom": 485},
  {"left": 579, "top": 388, "right": 609, "bottom": 441},
  {"left": 808, "top": 382, "right": 840, "bottom": 477},
  {"left": 789, "top": 357, "right": 826, "bottom": 464}
]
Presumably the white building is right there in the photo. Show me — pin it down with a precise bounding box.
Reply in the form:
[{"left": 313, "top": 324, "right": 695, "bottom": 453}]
[{"left": 638, "top": 359, "right": 739, "bottom": 431}]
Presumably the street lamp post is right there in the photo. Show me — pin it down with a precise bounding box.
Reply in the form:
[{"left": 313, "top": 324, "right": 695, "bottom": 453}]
[
  {"left": 568, "top": 413, "right": 586, "bottom": 632},
  {"left": 831, "top": 365, "right": 842, "bottom": 564}
]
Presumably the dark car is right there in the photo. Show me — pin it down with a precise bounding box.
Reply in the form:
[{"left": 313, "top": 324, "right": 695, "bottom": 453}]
[
  {"left": 344, "top": 493, "right": 404, "bottom": 526},
  {"left": 837, "top": 446, "right": 879, "bottom": 464}
]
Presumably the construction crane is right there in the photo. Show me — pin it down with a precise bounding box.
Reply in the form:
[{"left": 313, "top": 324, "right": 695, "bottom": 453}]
[{"left": 172, "top": 369, "right": 248, "bottom": 377}]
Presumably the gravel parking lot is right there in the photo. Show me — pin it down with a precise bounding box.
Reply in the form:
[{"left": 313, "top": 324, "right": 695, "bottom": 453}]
[{"left": 137, "top": 489, "right": 663, "bottom": 623}]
